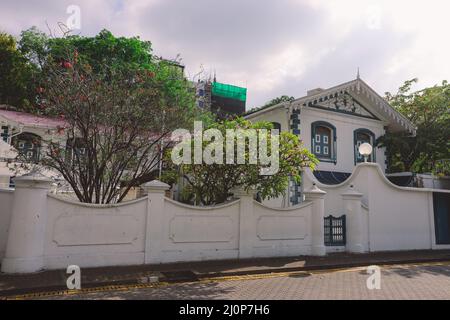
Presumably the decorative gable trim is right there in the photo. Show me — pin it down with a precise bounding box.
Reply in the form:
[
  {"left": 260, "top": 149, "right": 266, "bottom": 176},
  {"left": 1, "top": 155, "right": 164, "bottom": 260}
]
[
  {"left": 291, "top": 79, "right": 416, "bottom": 135},
  {"left": 305, "top": 91, "right": 380, "bottom": 120}
]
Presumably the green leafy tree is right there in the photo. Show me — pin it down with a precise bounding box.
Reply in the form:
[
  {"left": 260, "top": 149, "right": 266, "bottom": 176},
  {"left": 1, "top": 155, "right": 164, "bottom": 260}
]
[
  {"left": 263, "top": 95, "right": 295, "bottom": 108},
  {"left": 378, "top": 79, "right": 450, "bottom": 174},
  {"left": 18, "top": 26, "right": 49, "bottom": 69},
  {"left": 32, "top": 51, "right": 198, "bottom": 204},
  {"left": 13, "top": 27, "right": 198, "bottom": 115},
  {"left": 247, "top": 95, "right": 295, "bottom": 115},
  {"left": 0, "top": 32, "right": 35, "bottom": 109},
  {"left": 5, "top": 27, "right": 215, "bottom": 204},
  {"left": 168, "top": 118, "right": 318, "bottom": 205},
  {"left": 19, "top": 28, "right": 153, "bottom": 72}
]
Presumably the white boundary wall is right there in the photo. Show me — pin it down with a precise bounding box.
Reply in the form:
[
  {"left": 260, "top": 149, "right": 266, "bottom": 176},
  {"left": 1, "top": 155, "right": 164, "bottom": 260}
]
[
  {"left": 303, "top": 163, "right": 450, "bottom": 253},
  {"left": 1, "top": 163, "right": 448, "bottom": 274},
  {"left": 45, "top": 195, "right": 147, "bottom": 269},
  {"left": 0, "top": 178, "right": 324, "bottom": 273}
]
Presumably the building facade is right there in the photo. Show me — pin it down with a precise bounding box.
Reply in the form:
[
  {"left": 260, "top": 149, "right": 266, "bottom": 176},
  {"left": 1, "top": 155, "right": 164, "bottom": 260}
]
[
  {"left": 245, "top": 76, "right": 416, "bottom": 207},
  {"left": 0, "top": 107, "right": 68, "bottom": 188}
]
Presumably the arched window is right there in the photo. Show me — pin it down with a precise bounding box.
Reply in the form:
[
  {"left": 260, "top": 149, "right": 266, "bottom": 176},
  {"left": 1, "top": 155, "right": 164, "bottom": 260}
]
[
  {"left": 65, "top": 138, "right": 87, "bottom": 163},
  {"left": 271, "top": 122, "right": 281, "bottom": 132},
  {"left": 311, "top": 121, "right": 336, "bottom": 162},
  {"left": 12, "top": 132, "right": 42, "bottom": 163},
  {"left": 354, "top": 128, "right": 376, "bottom": 163}
]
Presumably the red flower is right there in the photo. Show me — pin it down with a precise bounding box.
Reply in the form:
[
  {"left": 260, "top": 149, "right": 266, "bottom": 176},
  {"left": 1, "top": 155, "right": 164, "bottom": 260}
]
[{"left": 62, "top": 61, "right": 73, "bottom": 69}]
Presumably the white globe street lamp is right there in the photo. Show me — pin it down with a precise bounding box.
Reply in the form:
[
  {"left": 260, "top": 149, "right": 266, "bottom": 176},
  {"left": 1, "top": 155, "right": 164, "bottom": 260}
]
[{"left": 358, "top": 143, "right": 373, "bottom": 163}]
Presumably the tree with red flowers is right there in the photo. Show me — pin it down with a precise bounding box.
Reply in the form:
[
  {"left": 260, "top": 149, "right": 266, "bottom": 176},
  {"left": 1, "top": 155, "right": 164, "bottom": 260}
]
[{"left": 36, "top": 52, "right": 200, "bottom": 204}]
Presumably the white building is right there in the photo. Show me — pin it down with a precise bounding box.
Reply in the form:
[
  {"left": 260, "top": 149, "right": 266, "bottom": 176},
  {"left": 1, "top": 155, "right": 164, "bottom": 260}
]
[
  {"left": 0, "top": 107, "right": 67, "bottom": 188},
  {"left": 245, "top": 76, "right": 416, "bottom": 207},
  {"left": 0, "top": 106, "right": 165, "bottom": 199}
]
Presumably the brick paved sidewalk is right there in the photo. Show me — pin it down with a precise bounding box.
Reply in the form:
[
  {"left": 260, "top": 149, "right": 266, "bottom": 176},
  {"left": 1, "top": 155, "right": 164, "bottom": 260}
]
[
  {"left": 45, "top": 263, "right": 450, "bottom": 300},
  {"left": 1, "top": 249, "right": 450, "bottom": 297}
]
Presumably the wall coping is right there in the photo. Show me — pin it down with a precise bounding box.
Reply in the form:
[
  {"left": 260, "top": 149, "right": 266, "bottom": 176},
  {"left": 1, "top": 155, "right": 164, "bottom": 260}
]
[
  {"left": 304, "top": 184, "right": 326, "bottom": 195},
  {"left": 47, "top": 193, "right": 149, "bottom": 208},
  {"left": 305, "top": 163, "right": 450, "bottom": 194},
  {"left": 142, "top": 180, "right": 170, "bottom": 191}
]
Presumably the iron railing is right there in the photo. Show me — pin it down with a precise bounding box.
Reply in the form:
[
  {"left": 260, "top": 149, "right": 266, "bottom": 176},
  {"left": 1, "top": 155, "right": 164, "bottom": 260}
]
[{"left": 324, "top": 215, "right": 346, "bottom": 246}]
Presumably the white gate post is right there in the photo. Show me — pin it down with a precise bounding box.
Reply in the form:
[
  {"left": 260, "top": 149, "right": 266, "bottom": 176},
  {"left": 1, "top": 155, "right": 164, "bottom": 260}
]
[
  {"left": 142, "top": 180, "right": 170, "bottom": 264},
  {"left": 304, "top": 184, "right": 326, "bottom": 256},
  {"left": 1, "top": 173, "right": 52, "bottom": 273},
  {"left": 342, "top": 185, "right": 365, "bottom": 253},
  {"left": 233, "top": 187, "right": 256, "bottom": 259}
]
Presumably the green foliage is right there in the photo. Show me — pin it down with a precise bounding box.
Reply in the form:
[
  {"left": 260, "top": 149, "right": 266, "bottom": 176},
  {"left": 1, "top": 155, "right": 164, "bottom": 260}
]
[
  {"left": 263, "top": 95, "right": 295, "bottom": 108},
  {"left": 0, "top": 32, "right": 35, "bottom": 109},
  {"left": 247, "top": 95, "right": 295, "bottom": 114},
  {"left": 1, "top": 27, "right": 211, "bottom": 203},
  {"left": 2, "top": 27, "right": 205, "bottom": 120},
  {"left": 169, "top": 117, "right": 318, "bottom": 205},
  {"left": 37, "top": 52, "right": 198, "bottom": 204},
  {"left": 434, "top": 160, "right": 450, "bottom": 177},
  {"left": 19, "top": 28, "right": 153, "bottom": 72},
  {"left": 19, "top": 26, "right": 49, "bottom": 68},
  {"left": 378, "top": 79, "right": 450, "bottom": 174}
]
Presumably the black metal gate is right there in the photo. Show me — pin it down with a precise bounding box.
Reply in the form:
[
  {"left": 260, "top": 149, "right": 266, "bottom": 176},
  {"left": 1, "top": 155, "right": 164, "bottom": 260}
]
[{"left": 324, "top": 215, "right": 346, "bottom": 246}]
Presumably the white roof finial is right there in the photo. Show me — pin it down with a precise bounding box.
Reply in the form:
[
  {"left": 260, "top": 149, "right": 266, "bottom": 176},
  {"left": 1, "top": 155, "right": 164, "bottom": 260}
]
[{"left": 357, "top": 67, "right": 360, "bottom": 79}]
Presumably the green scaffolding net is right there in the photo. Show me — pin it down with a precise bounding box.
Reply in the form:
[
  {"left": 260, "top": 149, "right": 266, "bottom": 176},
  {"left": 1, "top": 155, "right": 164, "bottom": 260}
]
[{"left": 212, "top": 82, "right": 247, "bottom": 102}]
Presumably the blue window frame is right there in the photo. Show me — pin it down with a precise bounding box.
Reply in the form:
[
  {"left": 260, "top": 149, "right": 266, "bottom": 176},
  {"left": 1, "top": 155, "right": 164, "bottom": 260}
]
[
  {"left": 311, "top": 121, "right": 336, "bottom": 163},
  {"left": 354, "top": 128, "right": 376, "bottom": 164},
  {"left": 1, "top": 126, "right": 8, "bottom": 142}
]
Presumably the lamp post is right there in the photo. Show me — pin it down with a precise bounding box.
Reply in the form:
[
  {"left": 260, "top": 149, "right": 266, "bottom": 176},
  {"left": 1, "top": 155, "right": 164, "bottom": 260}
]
[{"left": 358, "top": 142, "right": 373, "bottom": 163}]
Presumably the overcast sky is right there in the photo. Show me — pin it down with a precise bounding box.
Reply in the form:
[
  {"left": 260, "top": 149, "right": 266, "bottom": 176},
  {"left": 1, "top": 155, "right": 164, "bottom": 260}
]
[{"left": 1, "top": 0, "right": 449, "bottom": 109}]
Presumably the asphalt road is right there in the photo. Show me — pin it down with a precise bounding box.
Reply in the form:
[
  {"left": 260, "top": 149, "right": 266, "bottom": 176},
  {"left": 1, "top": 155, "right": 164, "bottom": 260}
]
[{"left": 39, "top": 262, "right": 450, "bottom": 300}]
